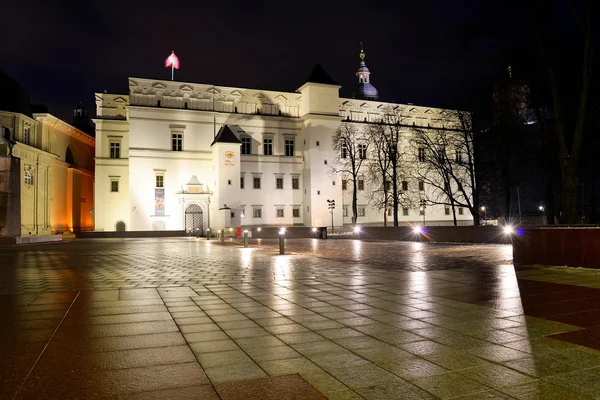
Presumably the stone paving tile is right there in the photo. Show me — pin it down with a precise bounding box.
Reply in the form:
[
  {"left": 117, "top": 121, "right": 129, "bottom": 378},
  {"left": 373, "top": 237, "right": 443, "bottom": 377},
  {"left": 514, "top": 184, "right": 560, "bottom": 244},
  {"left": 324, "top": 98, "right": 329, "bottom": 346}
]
[
  {"left": 411, "top": 371, "right": 492, "bottom": 399},
  {"left": 215, "top": 374, "right": 326, "bottom": 400},
  {"left": 4, "top": 238, "right": 600, "bottom": 398},
  {"left": 499, "top": 380, "right": 592, "bottom": 399}
]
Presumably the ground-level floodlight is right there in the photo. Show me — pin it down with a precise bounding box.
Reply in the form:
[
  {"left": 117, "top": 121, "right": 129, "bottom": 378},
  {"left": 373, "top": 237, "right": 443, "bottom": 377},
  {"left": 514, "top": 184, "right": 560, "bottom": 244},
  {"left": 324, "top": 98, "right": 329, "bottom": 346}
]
[
  {"left": 353, "top": 226, "right": 361, "bottom": 234},
  {"left": 503, "top": 225, "right": 514, "bottom": 235},
  {"left": 206, "top": 228, "right": 211, "bottom": 240},
  {"left": 243, "top": 230, "right": 249, "bottom": 248},
  {"left": 413, "top": 226, "right": 423, "bottom": 234},
  {"left": 312, "top": 227, "right": 318, "bottom": 233},
  {"left": 257, "top": 227, "right": 262, "bottom": 232},
  {"left": 279, "top": 228, "right": 285, "bottom": 255}
]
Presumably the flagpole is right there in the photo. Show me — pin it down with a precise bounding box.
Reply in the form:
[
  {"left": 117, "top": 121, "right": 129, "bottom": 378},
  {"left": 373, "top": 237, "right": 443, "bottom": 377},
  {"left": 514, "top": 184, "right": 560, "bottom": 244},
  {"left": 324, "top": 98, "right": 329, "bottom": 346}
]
[{"left": 171, "top": 64, "right": 174, "bottom": 81}]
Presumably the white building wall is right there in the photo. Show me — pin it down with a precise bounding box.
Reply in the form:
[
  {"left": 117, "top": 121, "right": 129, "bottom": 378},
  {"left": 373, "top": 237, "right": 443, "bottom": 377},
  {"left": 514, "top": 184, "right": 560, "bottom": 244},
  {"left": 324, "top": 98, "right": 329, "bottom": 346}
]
[{"left": 93, "top": 76, "right": 475, "bottom": 232}]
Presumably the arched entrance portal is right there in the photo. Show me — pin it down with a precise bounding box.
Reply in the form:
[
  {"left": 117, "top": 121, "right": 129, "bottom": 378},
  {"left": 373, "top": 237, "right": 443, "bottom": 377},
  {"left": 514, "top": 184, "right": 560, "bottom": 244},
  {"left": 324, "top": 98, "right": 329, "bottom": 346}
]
[
  {"left": 185, "top": 204, "right": 204, "bottom": 236},
  {"left": 116, "top": 221, "right": 126, "bottom": 232}
]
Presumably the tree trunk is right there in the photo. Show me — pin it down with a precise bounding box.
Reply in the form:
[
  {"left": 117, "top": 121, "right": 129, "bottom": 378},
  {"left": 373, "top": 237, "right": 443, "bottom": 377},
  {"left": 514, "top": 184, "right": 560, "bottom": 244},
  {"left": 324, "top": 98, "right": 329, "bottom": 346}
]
[
  {"left": 451, "top": 203, "right": 457, "bottom": 226},
  {"left": 392, "top": 162, "right": 399, "bottom": 226},
  {"left": 352, "top": 181, "right": 358, "bottom": 226},
  {"left": 559, "top": 162, "right": 579, "bottom": 224}
]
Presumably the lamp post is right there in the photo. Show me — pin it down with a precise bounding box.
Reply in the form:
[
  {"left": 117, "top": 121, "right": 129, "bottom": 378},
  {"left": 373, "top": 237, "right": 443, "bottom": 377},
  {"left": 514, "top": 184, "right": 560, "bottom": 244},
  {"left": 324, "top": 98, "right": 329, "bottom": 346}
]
[
  {"left": 327, "top": 199, "right": 335, "bottom": 234},
  {"left": 480, "top": 206, "right": 486, "bottom": 226},
  {"left": 538, "top": 204, "right": 545, "bottom": 225},
  {"left": 419, "top": 200, "right": 426, "bottom": 226}
]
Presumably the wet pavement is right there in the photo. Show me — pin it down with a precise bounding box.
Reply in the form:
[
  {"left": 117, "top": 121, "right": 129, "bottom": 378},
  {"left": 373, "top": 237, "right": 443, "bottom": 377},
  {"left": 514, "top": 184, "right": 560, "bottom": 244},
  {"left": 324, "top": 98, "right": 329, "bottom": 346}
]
[{"left": 2, "top": 238, "right": 600, "bottom": 399}]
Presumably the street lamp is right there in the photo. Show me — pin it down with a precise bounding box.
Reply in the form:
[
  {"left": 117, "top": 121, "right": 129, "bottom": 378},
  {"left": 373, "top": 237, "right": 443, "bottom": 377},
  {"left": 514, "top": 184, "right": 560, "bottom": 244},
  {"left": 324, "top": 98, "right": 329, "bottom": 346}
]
[
  {"left": 327, "top": 199, "right": 336, "bottom": 234},
  {"left": 480, "top": 206, "right": 486, "bottom": 225},
  {"left": 538, "top": 204, "right": 545, "bottom": 225},
  {"left": 419, "top": 200, "right": 426, "bottom": 226}
]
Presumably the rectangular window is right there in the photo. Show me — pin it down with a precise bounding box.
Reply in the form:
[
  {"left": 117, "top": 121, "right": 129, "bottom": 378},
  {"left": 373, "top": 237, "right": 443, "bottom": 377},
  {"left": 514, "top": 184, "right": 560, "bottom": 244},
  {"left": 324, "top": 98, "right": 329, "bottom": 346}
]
[
  {"left": 439, "top": 148, "right": 447, "bottom": 162},
  {"left": 231, "top": 212, "right": 235, "bottom": 218},
  {"left": 285, "top": 138, "right": 294, "bottom": 156},
  {"left": 341, "top": 144, "right": 347, "bottom": 159},
  {"left": 358, "top": 207, "right": 366, "bottom": 217},
  {"left": 358, "top": 144, "right": 367, "bottom": 160},
  {"left": 263, "top": 138, "right": 273, "bottom": 155},
  {"left": 253, "top": 207, "right": 262, "bottom": 218},
  {"left": 384, "top": 181, "right": 391, "bottom": 191},
  {"left": 276, "top": 208, "right": 284, "bottom": 218},
  {"left": 241, "top": 137, "right": 251, "bottom": 154},
  {"left": 324, "top": 160, "right": 327, "bottom": 165},
  {"left": 387, "top": 208, "right": 392, "bottom": 216},
  {"left": 456, "top": 150, "right": 463, "bottom": 163},
  {"left": 110, "top": 141, "right": 120, "bottom": 159},
  {"left": 418, "top": 147, "right": 425, "bottom": 162},
  {"left": 419, "top": 180, "right": 424, "bottom": 191},
  {"left": 402, "top": 181, "right": 408, "bottom": 191},
  {"left": 292, "top": 177, "right": 299, "bottom": 190},
  {"left": 358, "top": 179, "right": 364, "bottom": 191},
  {"left": 445, "top": 207, "right": 450, "bottom": 215},
  {"left": 110, "top": 180, "right": 119, "bottom": 192},
  {"left": 459, "top": 207, "right": 464, "bottom": 215},
  {"left": 23, "top": 127, "right": 30, "bottom": 145},
  {"left": 172, "top": 133, "right": 183, "bottom": 151},
  {"left": 293, "top": 208, "right": 300, "bottom": 218},
  {"left": 156, "top": 175, "right": 164, "bottom": 188},
  {"left": 240, "top": 176, "right": 244, "bottom": 189},
  {"left": 343, "top": 206, "right": 348, "bottom": 217},
  {"left": 276, "top": 177, "right": 283, "bottom": 189},
  {"left": 419, "top": 208, "right": 425, "bottom": 216},
  {"left": 403, "top": 207, "right": 409, "bottom": 216},
  {"left": 342, "top": 179, "right": 348, "bottom": 190},
  {"left": 316, "top": 141, "right": 320, "bottom": 146},
  {"left": 253, "top": 176, "right": 261, "bottom": 189}
]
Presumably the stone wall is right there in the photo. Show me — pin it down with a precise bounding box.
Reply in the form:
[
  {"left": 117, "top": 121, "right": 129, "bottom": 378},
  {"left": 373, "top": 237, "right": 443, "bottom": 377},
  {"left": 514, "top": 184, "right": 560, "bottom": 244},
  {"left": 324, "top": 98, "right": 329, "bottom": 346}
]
[{"left": 512, "top": 227, "right": 600, "bottom": 269}]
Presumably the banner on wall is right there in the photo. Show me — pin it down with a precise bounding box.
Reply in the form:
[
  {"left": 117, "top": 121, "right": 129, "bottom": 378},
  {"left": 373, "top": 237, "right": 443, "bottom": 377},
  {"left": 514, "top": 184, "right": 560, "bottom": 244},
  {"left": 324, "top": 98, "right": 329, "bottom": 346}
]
[{"left": 155, "top": 188, "right": 165, "bottom": 216}]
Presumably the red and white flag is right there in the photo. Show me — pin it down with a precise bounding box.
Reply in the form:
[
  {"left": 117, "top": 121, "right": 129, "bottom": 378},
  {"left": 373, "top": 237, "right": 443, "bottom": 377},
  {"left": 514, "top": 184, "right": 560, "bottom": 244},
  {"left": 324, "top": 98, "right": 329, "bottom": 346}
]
[{"left": 165, "top": 51, "right": 180, "bottom": 69}]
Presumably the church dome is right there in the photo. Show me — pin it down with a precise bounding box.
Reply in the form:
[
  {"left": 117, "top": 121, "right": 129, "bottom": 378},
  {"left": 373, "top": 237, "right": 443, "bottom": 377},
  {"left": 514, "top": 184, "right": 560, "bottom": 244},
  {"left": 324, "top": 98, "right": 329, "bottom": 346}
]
[
  {"left": 357, "top": 82, "right": 379, "bottom": 100},
  {"left": 0, "top": 70, "right": 32, "bottom": 118},
  {"left": 354, "top": 44, "right": 379, "bottom": 101}
]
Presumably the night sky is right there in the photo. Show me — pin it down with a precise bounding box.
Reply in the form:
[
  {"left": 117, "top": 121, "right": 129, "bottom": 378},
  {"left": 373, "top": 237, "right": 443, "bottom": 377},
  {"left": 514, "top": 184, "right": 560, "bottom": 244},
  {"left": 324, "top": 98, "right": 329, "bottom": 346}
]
[{"left": 3, "top": 0, "right": 529, "bottom": 122}]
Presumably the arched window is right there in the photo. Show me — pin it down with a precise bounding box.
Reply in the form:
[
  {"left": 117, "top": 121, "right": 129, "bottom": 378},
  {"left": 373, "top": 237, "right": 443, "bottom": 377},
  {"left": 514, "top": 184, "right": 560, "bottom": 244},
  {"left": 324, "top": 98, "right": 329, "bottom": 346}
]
[
  {"left": 24, "top": 171, "right": 33, "bottom": 185},
  {"left": 66, "top": 147, "right": 75, "bottom": 165}
]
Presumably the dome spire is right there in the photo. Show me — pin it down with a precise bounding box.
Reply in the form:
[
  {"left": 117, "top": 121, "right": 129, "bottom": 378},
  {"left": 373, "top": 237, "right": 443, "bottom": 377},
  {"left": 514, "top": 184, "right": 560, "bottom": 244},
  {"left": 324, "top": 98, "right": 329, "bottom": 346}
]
[{"left": 355, "top": 43, "right": 379, "bottom": 100}]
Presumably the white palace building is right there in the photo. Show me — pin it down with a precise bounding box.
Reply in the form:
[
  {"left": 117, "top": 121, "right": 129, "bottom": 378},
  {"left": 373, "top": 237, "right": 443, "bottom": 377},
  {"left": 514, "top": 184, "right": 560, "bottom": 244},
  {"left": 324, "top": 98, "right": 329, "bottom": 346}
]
[{"left": 93, "top": 50, "right": 473, "bottom": 234}]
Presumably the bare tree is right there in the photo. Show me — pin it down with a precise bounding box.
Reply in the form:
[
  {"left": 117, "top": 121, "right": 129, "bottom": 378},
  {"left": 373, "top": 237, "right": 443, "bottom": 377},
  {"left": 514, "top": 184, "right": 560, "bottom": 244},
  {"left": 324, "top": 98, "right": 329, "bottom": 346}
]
[
  {"left": 530, "top": 0, "right": 596, "bottom": 223},
  {"left": 332, "top": 122, "right": 369, "bottom": 226},
  {"left": 411, "top": 110, "right": 480, "bottom": 225},
  {"left": 364, "top": 108, "right": 415, "bottom": 226}
]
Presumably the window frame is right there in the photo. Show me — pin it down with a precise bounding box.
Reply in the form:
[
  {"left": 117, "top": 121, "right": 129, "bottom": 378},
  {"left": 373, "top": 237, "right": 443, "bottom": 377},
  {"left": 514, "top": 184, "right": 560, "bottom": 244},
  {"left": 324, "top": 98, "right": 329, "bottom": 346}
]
[
  {"left": 358, "top": 143, "right": 367, "bottom": 160},
  {"left": 24, "top": 170, "right": 33, "bottom": 185},
  {"left": 253, "top": 207, "right": 262, "bottom": 218},
  {"left": 276, "top": 208, "right": 284, "bottom": 218},
  {"left": 155, "top": 175, "right": 164, "bottom": 188},
  {"left": 110, "top": 180, "right": 119, "bottom": 192},
  {"left": 292, "top": 177, "right": 299, "bottom": 190},
  {"left": 263, "top": 138, "right": 273, "bottom": 156},
  {"left": 110, "top": 141, "right": 121, "bottom": 159},
  {"left": 253, "top": 176, "right": 261, "bottom": 189},
  {"left": 284, "top": 138, "right": 295, "bottom": 157},
  {"left": 292, "top": 208, "right": 300, "bottom": 218},
  {"left": 276, "top": 177, "right": 284, "bottom": 189},
  {"left": 241, "top": 136, "right": 251, "bottom": 155},
  {"left": 171, "top": 132, "right": 183, "bottom": 151},
  {"left": 418, "top": 147, "right": 425, "bottom": 162}
]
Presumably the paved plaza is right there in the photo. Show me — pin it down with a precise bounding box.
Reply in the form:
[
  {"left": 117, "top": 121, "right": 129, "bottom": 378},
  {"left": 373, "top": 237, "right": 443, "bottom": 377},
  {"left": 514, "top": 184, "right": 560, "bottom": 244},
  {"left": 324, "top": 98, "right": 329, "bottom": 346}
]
[{"left": 2, "top": 238, "right": 600, "bottom": 399}]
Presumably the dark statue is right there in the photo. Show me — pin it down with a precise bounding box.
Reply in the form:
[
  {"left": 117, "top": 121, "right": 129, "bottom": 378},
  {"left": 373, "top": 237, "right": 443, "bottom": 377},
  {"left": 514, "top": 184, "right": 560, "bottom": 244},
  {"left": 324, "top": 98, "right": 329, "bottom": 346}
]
[{"left": 0, "top": 126, "right": 16, "bottom": 155}]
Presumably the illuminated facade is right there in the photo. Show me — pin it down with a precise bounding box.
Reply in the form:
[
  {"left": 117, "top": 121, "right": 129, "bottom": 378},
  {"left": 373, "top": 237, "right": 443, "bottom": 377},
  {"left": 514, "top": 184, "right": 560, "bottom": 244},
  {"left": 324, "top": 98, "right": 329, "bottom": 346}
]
[
  {"left": 0, "top": 111, "right": 94, "bottom": 237},
  {"left": 94, "top": 52, "right": 473, "bottom": 233}
]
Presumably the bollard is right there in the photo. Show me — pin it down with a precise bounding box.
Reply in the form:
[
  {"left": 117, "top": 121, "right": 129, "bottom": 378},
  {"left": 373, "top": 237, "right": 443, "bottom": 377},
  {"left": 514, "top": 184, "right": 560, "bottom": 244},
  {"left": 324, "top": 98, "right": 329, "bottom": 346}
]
[
  {"left": 206, "top": 228, "right": 210, "bottom": 240},
  {"left": 279, "top": 230, "right": 285, "bottom": 255},
  {"left": 243, "top": 230, "right": 248, "bottom": 247},
  {"left": 220, "top": 229, "right": 225, "bottom": 244}
]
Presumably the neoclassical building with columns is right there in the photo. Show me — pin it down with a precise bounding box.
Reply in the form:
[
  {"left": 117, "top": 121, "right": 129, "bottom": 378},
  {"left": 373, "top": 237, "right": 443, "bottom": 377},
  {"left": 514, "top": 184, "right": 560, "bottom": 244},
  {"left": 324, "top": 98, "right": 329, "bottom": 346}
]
[{"left": 93, "top": 50, "right": 473, "bottom": 233}]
